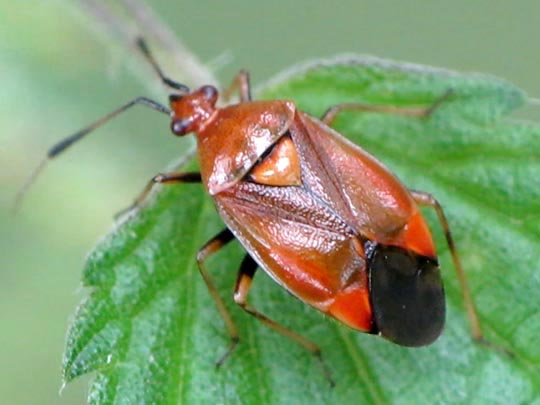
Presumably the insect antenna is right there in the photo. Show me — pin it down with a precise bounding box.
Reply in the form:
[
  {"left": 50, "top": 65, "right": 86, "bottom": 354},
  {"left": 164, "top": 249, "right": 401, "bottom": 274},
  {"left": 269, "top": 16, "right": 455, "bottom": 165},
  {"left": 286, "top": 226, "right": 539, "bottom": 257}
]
[
  {"left": 135, "top": 37, "right": 190, "bottom": 95},
  {"left": 14, "top": 37, "right": 188, "bottom": 212},
  {"left": 13, "top": 97, "right": 170, "bottom": 212}
]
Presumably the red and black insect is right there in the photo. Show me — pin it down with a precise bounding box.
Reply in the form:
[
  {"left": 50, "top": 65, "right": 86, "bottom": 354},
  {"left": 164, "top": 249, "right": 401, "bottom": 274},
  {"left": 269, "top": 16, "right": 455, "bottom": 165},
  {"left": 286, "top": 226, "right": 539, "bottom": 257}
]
[{"left": 19, "top": 38, "right": 490, "bottom": 383}]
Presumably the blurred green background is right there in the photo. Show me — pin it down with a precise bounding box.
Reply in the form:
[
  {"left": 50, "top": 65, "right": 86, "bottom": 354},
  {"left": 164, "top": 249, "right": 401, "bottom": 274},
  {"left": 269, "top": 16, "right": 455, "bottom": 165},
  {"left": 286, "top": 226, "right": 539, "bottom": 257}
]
[{"left": 1, "top": 1, "right": 539, "bottom": 403}]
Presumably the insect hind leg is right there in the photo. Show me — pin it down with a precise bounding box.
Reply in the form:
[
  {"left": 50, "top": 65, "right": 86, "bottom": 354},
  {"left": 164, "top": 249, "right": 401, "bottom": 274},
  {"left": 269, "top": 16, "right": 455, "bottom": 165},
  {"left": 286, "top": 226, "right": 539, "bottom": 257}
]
[{"left": 411, "top": 189, "right": 512, "bottom": 356}]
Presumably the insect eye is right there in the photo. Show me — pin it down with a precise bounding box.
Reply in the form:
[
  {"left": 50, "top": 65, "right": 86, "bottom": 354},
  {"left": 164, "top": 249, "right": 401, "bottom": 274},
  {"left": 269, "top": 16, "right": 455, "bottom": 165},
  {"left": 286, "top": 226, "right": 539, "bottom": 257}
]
[
  {"left": 171, "top": 118, "right": 192, "bottom": 135},
  {"left": 201, "top": 85, "right": 218, "bottom": 101},
  {"left": 367, "top": 244, "right": 445, "bottom": 347},
  {"left": 169, "top": 94, "right": 184, "bottom": 103}
]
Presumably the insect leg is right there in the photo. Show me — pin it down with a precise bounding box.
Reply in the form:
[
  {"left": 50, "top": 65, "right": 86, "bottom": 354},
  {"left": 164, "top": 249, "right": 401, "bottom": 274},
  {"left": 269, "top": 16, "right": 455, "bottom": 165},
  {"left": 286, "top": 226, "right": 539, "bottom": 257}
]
[
  {"left": 115, "top": 171, "right": 201, "bottom": 218},
  {"left": 222, "top": 70, "right": 252, "bottom": 102},
  {"left": 410, "top": 190, "right": 511, "bottom": 354},
  {"left": 320, "top": 90, "right": 453, "bottom": 126},
  {"left": 196, "top": 228, "right": 240, "bottom": 367},
  {"left": 233, "top": 254, "right": 335, "bottom": 386}
]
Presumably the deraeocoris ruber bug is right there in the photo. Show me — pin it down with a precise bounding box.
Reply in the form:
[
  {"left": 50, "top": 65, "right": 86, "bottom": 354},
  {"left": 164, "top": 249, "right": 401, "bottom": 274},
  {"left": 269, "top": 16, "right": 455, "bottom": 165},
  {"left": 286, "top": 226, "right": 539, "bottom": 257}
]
[{"left": 19, "top": 38, "right": 493, "bottom": 384}]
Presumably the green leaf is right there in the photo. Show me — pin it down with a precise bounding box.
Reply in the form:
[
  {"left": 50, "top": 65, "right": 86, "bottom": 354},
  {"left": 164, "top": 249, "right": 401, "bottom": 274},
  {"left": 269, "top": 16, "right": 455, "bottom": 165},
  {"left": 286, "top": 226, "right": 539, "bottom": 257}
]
[{"left": 63, "top": 56, "right": 540, "bottom": 404}]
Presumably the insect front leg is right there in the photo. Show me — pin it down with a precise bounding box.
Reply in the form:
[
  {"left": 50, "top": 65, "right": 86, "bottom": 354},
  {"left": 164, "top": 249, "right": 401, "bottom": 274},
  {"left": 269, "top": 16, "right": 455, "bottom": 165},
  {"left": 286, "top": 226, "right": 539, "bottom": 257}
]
[
  {"left": 410, "top": 190, "right": 511, "bottom": 355},
  {"left": 222, "top": 70, "right": 252, "bottom": 102},
  {"left": 320, "top": 90, "right": 453, "bottom": 126},
  {"left": 233, "top": 254, "right": 335, "bottom": 387},
  {"left": 116, "top": 171, "right": 201, "bottom": 218}
]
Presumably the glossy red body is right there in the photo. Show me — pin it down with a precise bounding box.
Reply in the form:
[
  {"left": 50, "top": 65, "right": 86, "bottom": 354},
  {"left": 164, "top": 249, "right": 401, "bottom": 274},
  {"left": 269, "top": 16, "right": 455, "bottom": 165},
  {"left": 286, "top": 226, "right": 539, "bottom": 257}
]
[{"left": 170, "top": 89, "right": 437, "bottom": 334}]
